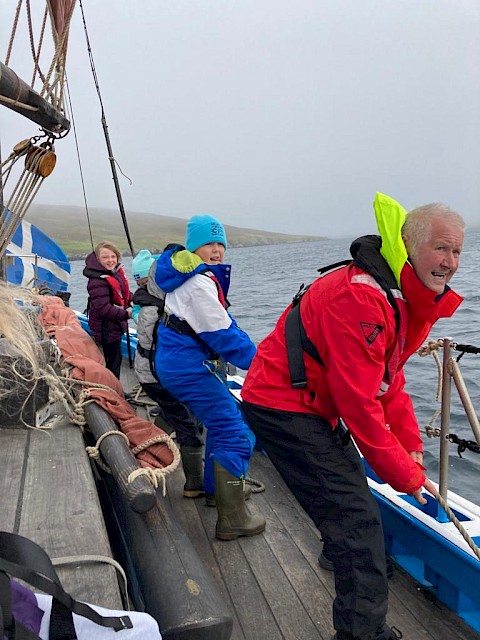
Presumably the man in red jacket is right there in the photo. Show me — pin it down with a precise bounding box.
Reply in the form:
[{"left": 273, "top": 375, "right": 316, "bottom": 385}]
[{"left": 242, "top": 193, "right": 465, "bottom": 640}]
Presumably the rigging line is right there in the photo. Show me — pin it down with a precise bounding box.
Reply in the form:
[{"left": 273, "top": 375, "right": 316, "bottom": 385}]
[
  {"left": 5, "top": 0, "right": 23, "bottom": 66},
  {"left": 78, "top": 0, "right": 135, "bottom": 257},
  {"left": 27, "top": 1, "right": 48, "bottom": 89},
  {"left": 40, "top": 1, "right": 75, "bottom": 108},
  {"left": 65, "top": 76, "right": 94, "bottom": 252}
]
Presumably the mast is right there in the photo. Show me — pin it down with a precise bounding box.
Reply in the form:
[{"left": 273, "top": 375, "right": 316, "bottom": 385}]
[{"left": 0, "top": 62, "right": 70, "bottom": 133}]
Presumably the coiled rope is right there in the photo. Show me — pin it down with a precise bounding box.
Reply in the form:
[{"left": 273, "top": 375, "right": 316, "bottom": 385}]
[{"left": 40, "top": 353, "right": 180, "bottom": 493}]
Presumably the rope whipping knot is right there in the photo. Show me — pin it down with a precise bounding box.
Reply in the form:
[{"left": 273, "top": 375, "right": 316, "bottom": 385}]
[{"left": 85, "top": 430, "right": 130, "bottom": 473}]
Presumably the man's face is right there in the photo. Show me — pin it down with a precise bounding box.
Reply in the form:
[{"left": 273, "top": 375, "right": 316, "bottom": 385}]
[{"left": 406, "top": 219, "right": 464, "bottom": 294}]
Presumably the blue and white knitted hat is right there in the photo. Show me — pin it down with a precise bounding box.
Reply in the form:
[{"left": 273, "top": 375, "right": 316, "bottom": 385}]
[
  {"left": 132, "top": 249, "right": 156, "bottom": 280},
  {"left": 185, "top": 214, "right": 227, "bottom": 253}
]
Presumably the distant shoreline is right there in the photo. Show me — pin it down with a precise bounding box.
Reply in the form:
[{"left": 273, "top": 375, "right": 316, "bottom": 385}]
[
  {"left": 66, "top": 236, "right": 326, "bottom": 261},
  {"left": 27, "top": 203, "right": 326, "bottom": 259}
]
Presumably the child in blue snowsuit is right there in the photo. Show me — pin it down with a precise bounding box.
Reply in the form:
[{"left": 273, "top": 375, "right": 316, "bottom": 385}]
[{"left": 154, "top": 215, "right": 266, "bottom": 540}]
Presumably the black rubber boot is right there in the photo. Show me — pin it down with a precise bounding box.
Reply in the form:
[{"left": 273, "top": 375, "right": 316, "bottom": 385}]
[
  {"left": 214, "top": 461, "right": 266, "bottom": 540},
  {"left": 318, "top": 550, "right": 334, "bottom": 571},
  {"left": 180, "top": 445, "right": 205, "bottom": 498}
]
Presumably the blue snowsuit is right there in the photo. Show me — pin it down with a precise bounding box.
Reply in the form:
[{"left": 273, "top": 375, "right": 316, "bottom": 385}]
[{"left": 154, "top": 248, "right": 256, "bottom": 494}]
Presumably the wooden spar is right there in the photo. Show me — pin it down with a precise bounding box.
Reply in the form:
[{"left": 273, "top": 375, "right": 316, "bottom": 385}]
[
  {"left": 83, "top": 402, "right": 157, "bottom": 514},
  {"left": 0, "top": 62, "right": 70, "bottom": 133},
  {"left": 102, "top": 472, "right": 233, "bottom": 640}
]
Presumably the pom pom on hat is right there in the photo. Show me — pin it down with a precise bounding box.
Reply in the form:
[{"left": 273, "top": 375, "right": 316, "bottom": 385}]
[
  {"left": 185, "top": 214, "right": 227, "bottom": 253},
  {"left": 132, "top": 249, "right": 156, "bottom": 280}
]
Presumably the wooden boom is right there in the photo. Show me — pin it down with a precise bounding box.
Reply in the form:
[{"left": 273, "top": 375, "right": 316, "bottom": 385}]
[{"left": 0, "top": 62, "right": 70, "bottom": 133}]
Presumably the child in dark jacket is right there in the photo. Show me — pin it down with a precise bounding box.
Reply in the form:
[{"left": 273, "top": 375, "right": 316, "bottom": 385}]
[{"left": 83, "top": 241, "right": 133, "bottom": 379}]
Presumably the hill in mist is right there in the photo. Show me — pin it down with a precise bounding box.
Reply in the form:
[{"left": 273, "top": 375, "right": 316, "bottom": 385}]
[{"left": 28, "top": 204, "right": 324, "bottom": 258}]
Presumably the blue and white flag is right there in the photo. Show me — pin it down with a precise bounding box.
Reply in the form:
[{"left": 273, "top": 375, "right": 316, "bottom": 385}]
[{"left": 6, "top": 218, "right": 70, "bottom": 292}]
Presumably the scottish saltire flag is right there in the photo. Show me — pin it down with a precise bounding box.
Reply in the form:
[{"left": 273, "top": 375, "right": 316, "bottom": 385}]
[{"left": 6, "top": 218, "right": 70, "bottom": 292}]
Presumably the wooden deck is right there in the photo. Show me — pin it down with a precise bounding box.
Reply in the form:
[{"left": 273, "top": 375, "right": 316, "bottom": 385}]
[
  {"left": 163, "top": 451, "right": 479, "bottom": 640},
  {"left": 121, "top": 363, "right": 480, "bottom": 640},
  {"left": 0, "top": 406, "right": 123, "bottom": 610},
  {"left": 1, "top": 358, "right": 479, "bottom": 640}
]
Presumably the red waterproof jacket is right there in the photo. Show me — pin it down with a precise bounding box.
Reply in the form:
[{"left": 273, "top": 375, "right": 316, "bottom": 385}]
[{"left": 242, "top": 252, "right": 462, "bottom": 494}]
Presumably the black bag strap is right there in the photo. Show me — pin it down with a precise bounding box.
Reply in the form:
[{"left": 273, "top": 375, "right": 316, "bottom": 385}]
[
  {"left": 0, "top": 571, "right": 40, "bottom": 639},
  {"left": 0, "top": 532, "right": 132, "bottom": 635}
]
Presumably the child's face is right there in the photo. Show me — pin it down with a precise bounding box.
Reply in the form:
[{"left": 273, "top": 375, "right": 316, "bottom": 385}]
[
  {"left": 194, "top": 242, "right": 225, "bottom": 265},
  {"left": 98, "top": 248, "right": 118, "bottom": 271},
  {"left": 136, "top": 277, "right": 148, "bottom": 287}
]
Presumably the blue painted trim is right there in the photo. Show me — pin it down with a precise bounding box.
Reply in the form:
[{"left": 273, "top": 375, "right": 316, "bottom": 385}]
[
  {"left": 364, "top": 460, "right": 480, "bottom": 632},
  {"left": 76, "top": 312, "right": 137, "bottom": 361}
]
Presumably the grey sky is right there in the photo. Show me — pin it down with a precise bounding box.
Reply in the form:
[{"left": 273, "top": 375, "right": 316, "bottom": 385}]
[{"left": 1, "top": 0, "right": 479, "bottom": 237}]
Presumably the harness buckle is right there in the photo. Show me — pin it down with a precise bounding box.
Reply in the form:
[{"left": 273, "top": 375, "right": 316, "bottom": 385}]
[{"left": 291, "top": 380, "right": 307, "bottom": 389}]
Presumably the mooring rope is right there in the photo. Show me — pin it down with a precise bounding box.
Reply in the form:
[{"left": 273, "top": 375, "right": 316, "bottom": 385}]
[
  {"left": 52, "top": 554, "right": 129, "bottom": 611},
  {"left": 436, "top": 492, "right": 480, "bottom": 561},
  {"left": 245, "top": 476, "right": 265, "bottom": 494}
]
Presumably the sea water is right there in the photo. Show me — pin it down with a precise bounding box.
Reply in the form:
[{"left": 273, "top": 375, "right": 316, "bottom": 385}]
[{"left": 68, "top": 231, "right": 480, "bottom": 502}]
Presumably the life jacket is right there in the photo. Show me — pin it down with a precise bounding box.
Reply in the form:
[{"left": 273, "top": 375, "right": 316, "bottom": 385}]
[
  {"left": 104, "top": 268, "right": 130, "bottom": 308},
  {"left": 285, "top": 235, "right": 407, "bottom": 394}
]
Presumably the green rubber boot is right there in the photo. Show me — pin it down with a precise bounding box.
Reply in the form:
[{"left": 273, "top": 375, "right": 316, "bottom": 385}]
[
  {"left": 180, "top": 445, "right": 205, "bottom": 498},
  {"left": 205, "top": 484, "right": 252, "bottom": 507},
  {"left": 214, "top": 461, "right": 266, "bottom": 541}
]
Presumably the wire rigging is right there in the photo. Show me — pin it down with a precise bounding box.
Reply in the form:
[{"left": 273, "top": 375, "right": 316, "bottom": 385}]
[{"left": 77, "top": 0, "right": 136, "bottom": 257}]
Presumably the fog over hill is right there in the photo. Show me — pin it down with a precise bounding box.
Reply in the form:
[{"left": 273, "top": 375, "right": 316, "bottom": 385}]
[{"left": 28, "top": 204, "right": 324, "bottom": 258}]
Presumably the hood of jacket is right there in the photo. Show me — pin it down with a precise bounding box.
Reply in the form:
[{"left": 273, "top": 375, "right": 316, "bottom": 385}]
[
  {"left": 83, "top": 251, "right": 123, "bottom": 279},
  {"left": 154, "top": 248, "right": 232, "bottom": 297},
  {"left": 147, "top": 259, "right": 166, "bottom": 299},
  {"left": 372, "top": 192, "right": 463, "bottom": 318}
]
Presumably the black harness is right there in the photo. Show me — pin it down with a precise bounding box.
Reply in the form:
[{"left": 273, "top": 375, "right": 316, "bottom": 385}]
[
  {"left": 285, "top": 236, "right": 402, "bottom": 390},
  {"left": 160, "top": 311, "right": 219, "bottom": 360}
]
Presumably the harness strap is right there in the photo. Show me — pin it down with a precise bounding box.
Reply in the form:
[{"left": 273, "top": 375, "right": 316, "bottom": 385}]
[
  {"left": 161, "top": 312, "right": 219, "bottom": 360},
  {"left": 285, "top": 298, "right": 323, "bottom": 389},
  {"left": 137, "top": 344, "right": 153, "bottom": 360},
  {"left": 285, "top": 250, "right": 403, "bottom": 390},
  {"left": 161, "top": 312, "right": 197, "bottom": 337}
]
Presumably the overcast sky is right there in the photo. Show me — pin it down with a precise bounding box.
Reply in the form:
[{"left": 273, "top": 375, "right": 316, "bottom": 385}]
[{"left": 1, "top": 0, "right": 479, "bottom": 237}]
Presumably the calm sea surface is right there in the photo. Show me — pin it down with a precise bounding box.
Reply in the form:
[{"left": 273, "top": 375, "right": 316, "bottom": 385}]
[{"left": 68, "top": 232, "right": 480, "bottom": 502}]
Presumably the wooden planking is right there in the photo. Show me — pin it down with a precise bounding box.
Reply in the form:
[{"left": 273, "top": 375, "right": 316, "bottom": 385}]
[
  {"left": 162, "top": 446, "right": 480, "bottom": 640},
  {"left": 0, "top": 429, "right": 29, "bottom": 532},
  {"left": 125, "top": 364, "right": 480, "bottom": 640},
  {"left": 248, "top": 493, "right": 335, "bottom": 637},
  {"left": 388, "top": 566, "right": 480, "bottom": 640},
  {"left": 166, "top": 468, "right": 248, "bottom": 640},
  {"left": 0, "top": 410, "right": 122, "bottom": 610},
  {"left": 167, "top": 464, "right": 284, "bottom": 640}
]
